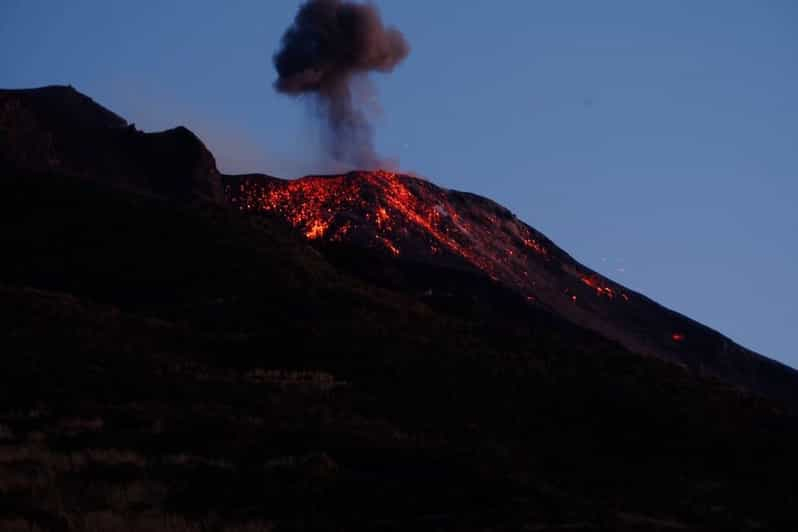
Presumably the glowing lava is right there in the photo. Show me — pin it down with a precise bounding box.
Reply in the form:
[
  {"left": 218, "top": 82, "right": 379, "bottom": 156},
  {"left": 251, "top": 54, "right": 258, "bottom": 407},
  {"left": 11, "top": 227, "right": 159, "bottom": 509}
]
[
  {"left": 225, "top": 170, "right": 633, "bottom": 311},
  {"left": 580, "top": 274, "right": 628, "bottom": 301},
  {"left": 227, "top": 171, "right": 551, "bottom": 285},
  {"left": 305, "top": 220, "right": 329, "bottom": 240}
]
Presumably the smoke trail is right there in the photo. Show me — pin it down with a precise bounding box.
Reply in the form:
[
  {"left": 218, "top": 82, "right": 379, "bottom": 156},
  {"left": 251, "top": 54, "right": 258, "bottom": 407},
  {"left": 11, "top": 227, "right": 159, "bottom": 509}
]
[{"left": 273, "top": 0, "right": 410, "bottom": 169}]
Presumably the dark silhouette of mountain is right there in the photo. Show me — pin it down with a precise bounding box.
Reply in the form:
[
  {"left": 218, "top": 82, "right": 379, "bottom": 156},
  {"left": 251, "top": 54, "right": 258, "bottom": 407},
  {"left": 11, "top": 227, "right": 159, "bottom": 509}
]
[
  {"left": 1, "top": 86, "right": 797, "bottom": 531},
  {"left": 0, "top": 85, "right": 223, "bottom": 203}
]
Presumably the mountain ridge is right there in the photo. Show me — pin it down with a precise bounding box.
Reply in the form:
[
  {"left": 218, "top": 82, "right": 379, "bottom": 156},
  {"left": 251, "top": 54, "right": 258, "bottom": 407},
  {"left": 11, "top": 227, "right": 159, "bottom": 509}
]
[{"left": 0, "top": 85, "right": 223, "bottom": 203}]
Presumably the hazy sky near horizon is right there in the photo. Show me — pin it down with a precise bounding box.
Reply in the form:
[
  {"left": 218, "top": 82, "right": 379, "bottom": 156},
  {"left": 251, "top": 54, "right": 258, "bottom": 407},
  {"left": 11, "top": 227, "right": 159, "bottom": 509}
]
[{"left": 2, "top": 1, "right": 796, "bottom": 367}]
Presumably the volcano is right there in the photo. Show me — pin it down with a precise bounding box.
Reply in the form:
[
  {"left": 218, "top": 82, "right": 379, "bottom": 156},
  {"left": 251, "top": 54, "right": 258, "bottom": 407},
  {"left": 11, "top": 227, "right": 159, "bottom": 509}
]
[
  {"left": 3, "top": 86, "right": 798, "bottom": 530},
  {"left": 225, "top": 170, "right": 798, "bottom": 406},
  {"left": 3, "top": 85, "right": 796, "bottom": 404}
]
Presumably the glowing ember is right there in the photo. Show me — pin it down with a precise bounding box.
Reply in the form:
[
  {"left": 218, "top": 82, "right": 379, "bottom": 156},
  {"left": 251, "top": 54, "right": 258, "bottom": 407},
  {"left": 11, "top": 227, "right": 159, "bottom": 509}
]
[
  {"left": 305, "top": 220, "right": 329, "bottom": 240},
  {"left": 523, "top": 238, "right": 547, "bottom": 256},
  {"left": 380, "top": 237, "right": 401, "bottom": 256},
  {"left": 579, "top": 274, "right": 628, "bottom": 301}
]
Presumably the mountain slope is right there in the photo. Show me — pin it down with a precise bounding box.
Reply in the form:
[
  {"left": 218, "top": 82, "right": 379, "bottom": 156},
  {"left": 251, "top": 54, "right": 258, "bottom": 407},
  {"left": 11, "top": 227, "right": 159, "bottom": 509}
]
[
  {"left": 225, "top": 170, "right": 798, "bottom": 407},
  {"left": 5, "top": 158, "right": 798, "bottom": 532},
  {"left": 1, "top": 86, "right": 797, "bottom": 530}
]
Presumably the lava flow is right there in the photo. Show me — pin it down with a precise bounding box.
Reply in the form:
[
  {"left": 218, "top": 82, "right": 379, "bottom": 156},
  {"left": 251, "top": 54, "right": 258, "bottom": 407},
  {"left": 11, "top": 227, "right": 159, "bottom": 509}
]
[
  {"left": 223, "top": 169, "right": 754, "bottom": 388},
  {"left": 227, "top": 170, "right": 550, "bottom": 279},
  {"left": 225, "top": 170, "right": 632, "bottom": 313},
  {"left": 580, "top": 274, "right": 629, "bottom": 301}
]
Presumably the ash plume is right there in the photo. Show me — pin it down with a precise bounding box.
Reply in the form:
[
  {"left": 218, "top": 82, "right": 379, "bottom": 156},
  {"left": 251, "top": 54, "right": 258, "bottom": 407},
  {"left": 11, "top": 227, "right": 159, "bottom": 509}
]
[{"left": 273, "top": 0, "right": 410, "bottom": 169}]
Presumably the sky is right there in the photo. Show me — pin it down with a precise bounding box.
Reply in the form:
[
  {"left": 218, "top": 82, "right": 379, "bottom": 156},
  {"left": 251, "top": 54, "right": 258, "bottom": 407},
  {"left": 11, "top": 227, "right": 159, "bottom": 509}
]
[{"left": 1, "top": 1, "right": 796, "bottom": 367}]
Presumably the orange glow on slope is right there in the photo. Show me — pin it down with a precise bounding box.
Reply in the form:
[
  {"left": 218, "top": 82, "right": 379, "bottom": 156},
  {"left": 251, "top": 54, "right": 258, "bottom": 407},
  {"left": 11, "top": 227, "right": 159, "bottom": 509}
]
[
  {"left": 305, "top": 220, "right": 329, "bottom": 240},
  {"left": 523, "top": 238, "right": 547, "bottom": 256},
  {"left": 227, "top": 170, "right": 561, "bottom": 299},
  {"left": 380, "top": 237, "right": 401, "bottom": 256},
  {"left": 376, "top": 207, "right": 390, "bottom": 228},
  {"left": 226, "top": 171, "right": 637, "bottom": 310},
  {"left": 580, "top": 274, "right": 629, "bottom": 301},
  {"left": 672, "top": 333, "right": 686, "bottom": 342}
]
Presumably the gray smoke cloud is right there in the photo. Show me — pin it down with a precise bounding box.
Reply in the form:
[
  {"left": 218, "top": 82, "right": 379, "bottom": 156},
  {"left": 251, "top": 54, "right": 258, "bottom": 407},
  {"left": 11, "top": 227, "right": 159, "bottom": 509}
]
[{"left": 273, "top": 0, "right": 410, "bottom": 169}]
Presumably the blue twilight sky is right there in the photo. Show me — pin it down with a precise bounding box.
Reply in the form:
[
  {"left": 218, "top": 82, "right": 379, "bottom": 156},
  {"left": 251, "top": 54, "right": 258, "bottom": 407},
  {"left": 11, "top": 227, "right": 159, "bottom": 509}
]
[{"left": 1, "top": 1, "right": 796, "bottom": 367}]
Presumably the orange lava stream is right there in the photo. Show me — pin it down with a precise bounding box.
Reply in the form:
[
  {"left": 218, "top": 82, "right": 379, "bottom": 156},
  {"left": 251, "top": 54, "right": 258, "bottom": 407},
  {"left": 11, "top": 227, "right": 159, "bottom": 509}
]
[
  {"left": 229, "top": 171, "right": 551, "bottom": 283},
  {"left": 227, "top": 172, "right": 637, "bottom": 310},
  {"left": 227, "top": 171, "right": 605, "bottom": 309},
  {"left": 580, "top": 274, "right": 629, "bottom": 302}
]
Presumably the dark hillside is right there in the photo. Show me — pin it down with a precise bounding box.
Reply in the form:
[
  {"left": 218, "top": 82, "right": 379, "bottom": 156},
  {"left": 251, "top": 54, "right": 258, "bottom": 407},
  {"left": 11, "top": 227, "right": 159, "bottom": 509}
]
[
  {"left": 1, "top": 166, "right": 797, "bottom": 530},
  {"left": 0, "top": 86, "right": 222, "bottom": 203}
]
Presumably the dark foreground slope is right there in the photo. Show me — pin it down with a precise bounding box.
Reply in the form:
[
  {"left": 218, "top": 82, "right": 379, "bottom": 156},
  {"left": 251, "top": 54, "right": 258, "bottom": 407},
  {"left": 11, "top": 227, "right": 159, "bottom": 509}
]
[{"left": 1, "top": 87, "right": 797, "bottom": 531}]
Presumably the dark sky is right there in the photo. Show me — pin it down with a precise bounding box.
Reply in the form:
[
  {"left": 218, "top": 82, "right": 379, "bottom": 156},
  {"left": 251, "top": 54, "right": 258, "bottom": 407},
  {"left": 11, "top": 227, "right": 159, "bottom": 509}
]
[{"left": 1, "top": 1, "right": 796, "bottom": 367}]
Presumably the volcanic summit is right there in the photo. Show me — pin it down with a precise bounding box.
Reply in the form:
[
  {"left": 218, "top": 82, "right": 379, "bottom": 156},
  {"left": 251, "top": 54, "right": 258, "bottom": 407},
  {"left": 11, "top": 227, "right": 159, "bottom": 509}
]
[{"left": 225, "top": 169, "right": 798, "bottom": 406}]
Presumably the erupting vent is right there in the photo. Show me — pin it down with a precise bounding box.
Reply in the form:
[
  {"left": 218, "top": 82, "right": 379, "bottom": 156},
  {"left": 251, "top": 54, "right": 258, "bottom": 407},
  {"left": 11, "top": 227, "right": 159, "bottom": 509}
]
[
  {"left": 225, "top": 170, "right": 631, "bottom": 312},
  {"left": 229, "top": 171, "right": 548, "bottom": 276}
]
